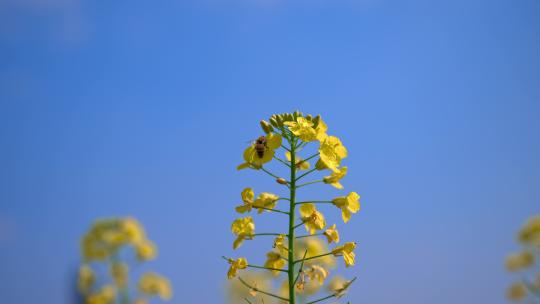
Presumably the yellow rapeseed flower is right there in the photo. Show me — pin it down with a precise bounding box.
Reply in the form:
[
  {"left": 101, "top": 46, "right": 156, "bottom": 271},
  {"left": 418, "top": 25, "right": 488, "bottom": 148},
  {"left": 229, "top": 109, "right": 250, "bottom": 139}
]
[
  {"left": 323, "top": 167, "right": 347, "bottom": 189},
  {"left": 273, "top": 234, "right": 288, "bottom": 256},
  {"left": 299, "top": 203, "right": 326, "bottom": 235},
  {"left": 253, "top": 192, "right": 280, "bottom": 213},
  {"left": 227, "top": 257, "right": 248, "bottom": 279},
  {"left": 506, "top": 282, "right": 527, "bottom": 301},
  {"left": 323, "top": 224, "right": 340, "bottom": 244},
  {"left": 284, "top": 117, "right": 318, "bottom": 142},
  {"left": 518, "top": 216, "right": 540, "bottom": 244},
  {"left": 235, "top": 188, "right": 255, "bottom": 213},
  {"left": 231, "top": 217, "right": 255, "bottom": 249},
  {"left": 237, "top": 133, "right": 282, "bottom": 170},
  {"left": 78, "top": 264, "right": 95, "bottom": 294},
  {"left": 505, "top": 251, "right": 535, "bottom": 271},
  {"left": 296, "top": 238, "right": 336, "bottom": 268},
  {"left": 139, "top": 272, "right": 172, "bottom": 300},
  {"left": 264, "top": 251, "right": 286, "bottom": 275},
  {"left": 285, "top": 152, "right": 311, "bottom": 170},
  {"left": 306, "top": 265, "right": 328, "bottom": 284},
  {"left": 317, "top": 136, "right": 347, "bottom": 172},
  {"left": 121, "top": 217, "right": 145, "bottom": 243},
  {"left": 332, "top": 242, "right": 356, "bottom": 267},
  {"left": 332, "top": 192, "right": 360, "bottom": 223},
  {"left": 315, "top": 118, "right": 328, "bottom": 142}
]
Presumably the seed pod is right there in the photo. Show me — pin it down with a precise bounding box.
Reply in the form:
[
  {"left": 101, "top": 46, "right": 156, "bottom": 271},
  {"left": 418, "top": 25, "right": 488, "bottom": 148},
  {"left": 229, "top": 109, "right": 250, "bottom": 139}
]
[{"left": 260, "top": 120, "right": 273, "bottom": 133}]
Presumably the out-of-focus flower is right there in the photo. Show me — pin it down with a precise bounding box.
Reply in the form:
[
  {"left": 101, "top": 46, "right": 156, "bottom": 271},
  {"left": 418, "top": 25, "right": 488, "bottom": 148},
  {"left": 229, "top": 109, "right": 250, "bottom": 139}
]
[
  {"left": 226, "top": 257, "right": 248, "bottom": 279},
  {"left": 286, "top": 152, "right": 311, "bottom": 170},
  {"left": 505, "top": 251, "right": 535, "bottom": 272},
  {"left": 306, "top": 265, "right": 328, "bottom": 284},
  {"left": 85, "top": 285, "right": 116, "bottom": 304},
  {"left": 231, "top": 217, "right": 255, "bottom": 249},
  {"left": 135, "top": 240, "right": 157, "bottom": 261},
  {"left": 506, "top": 282, "right": 527, "bottom": 301},
  {"left": 139, "top": 272, "right": 173, "bottom": 300},
  {"left": 316, "top": 136, "right": 347, "bottom": 172},
  {"left": 226, "top": 271, "right": 274, "bottom": 304},
  {"left": 264, "top": 251, "right": 286, "bottom": 275},
  {"left": 323, "top": 167, "right": 347, "bottom": 189},
  {"left": 332, "top": 242, "right": 356, "bottom": 267},
  {"left": 323, "top": 224, "right": 340, "bottom": 244},
  {"left": 238, "top": 133, "right": 282, "bottom": 170},
  {"left": 518, "top": 216, "right": 540, "bottom": 245},
  {"left": 296, "top": 238, "right": 336, "bottom": 268},
  {"left": 332, "top": 192, "right": 360, "bottom": 223},
  {"left": 299, "top": 203, "right": 326, "bottom": 235},
  {"left": 78, "top": 264, "right": 95, "bottom": 294},
  {"left": 284, "top": 117, "right": 318, "bottom": 142},
  {"left": 109, "top": 262, "right": 128, "bottom": 288},
  {"left": 132, "top": 299, "right": 148, "bottom": 304}
]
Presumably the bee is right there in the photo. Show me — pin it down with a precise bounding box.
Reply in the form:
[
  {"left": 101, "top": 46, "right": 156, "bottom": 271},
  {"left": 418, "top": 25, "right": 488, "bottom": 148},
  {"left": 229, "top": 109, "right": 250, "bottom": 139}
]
[{"left": 254, "top": 136, "right": 267, "bottom": 158}]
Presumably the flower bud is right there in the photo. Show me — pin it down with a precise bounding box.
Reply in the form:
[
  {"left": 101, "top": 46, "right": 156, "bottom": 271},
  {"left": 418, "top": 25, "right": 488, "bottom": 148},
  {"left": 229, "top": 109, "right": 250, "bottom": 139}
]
[
  {"left": 312, "top": 115, "right": 321, "bottom": 128},
  {"left": 275, "top": 115, "right": 284, "bottom": 127},
  {"left": 305, "top": 114, "right": 313, "bottom": 121},
  {"left": 276, "top": 178, "right": 288, "bottom": 185},
  {"left": 269, "top": 116, "right": 279, "bottom": 128},
  {"left": 260, "top": 120, "right": 273, "bottom": 133}
]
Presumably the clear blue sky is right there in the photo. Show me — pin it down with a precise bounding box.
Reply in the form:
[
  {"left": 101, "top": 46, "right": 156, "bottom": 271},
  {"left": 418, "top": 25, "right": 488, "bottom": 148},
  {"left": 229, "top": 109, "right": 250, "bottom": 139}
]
[{"left": 1, "top": 0, "right": 539, "bottom": 303}]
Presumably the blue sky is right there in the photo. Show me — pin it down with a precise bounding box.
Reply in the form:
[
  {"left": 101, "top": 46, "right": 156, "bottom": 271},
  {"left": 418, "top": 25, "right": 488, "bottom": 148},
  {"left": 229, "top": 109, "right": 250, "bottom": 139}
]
[{"left": 1, "top": 0, "right": 539, "bottom": 303}]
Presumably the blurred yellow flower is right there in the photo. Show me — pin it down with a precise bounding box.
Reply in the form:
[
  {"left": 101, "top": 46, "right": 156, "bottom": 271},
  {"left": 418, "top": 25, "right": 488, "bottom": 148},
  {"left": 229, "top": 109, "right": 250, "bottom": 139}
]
[
  {"left": 505, "top": 251, "right": 535, "bottom": 272},
  {"left": 135, "top": 240, "right": 157, "bottom": 261},
  {"left": 299, "top": 203, "right": 326, "bottom": 235},
  {"left": 323, "top": 167, "right": 347, "bottom": 189},
  {"left": 317, "top": 136, "right": 347, "bottom": 172},
  {"left": 227, "top": 257, "right": 248, "bottom": 279},
  {"left": 296, "top": 238, "right": 336, "bottom": 268},
  {"left": 85, "top": 285, "right": 116, "bottom": 304},
  {"left": 121, "top": 217, "right": 145, "bottom": 243},
  {"left": 286, "top": 152, "right": 311, "bottom": 170},
  {"left": 237, "top": 133, "right": 282, "bottom": 170},
  {"left": 226, "top": 271, "right": 274, "bottom": 303},
  {"left": 332, "top": 192, "right": 360, "bottom": 223},
  {"left": 306, "top": 265, "right": 328, "bottom": 284},
  {"left": 78, "top": 264, "right": 95, "bottom": 294},
  {"left": 284, "top": 117, "right": 318, "bottom": 142},
  {"left": 506, "top": 282, "right": 527, "bottom": 301},
  {"left": 332, "top": 242, "right": 356, "bottom": 267},
  {"left": 264, "top": 251, "right": 286, "bottom": 275},
  {"left": 323, "top": 224, "right": 340, "bottom": 244},
  {"left": 518, "top": 216, "right": 540, "bottom": 244},
  {"left": 231, "top": 216, "right": 255, "bottom": 249},
  {"left": 139, "top": 272, "right": 172, "bottom": 300},
  {"left": 235, "top": 188, "right": 255, "bottom": 214}
]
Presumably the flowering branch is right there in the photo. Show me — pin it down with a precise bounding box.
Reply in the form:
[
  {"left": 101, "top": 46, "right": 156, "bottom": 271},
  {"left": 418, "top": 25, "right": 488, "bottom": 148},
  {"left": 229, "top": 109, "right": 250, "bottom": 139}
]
[
  {"left": 295, "top": 168, "right": 317, "bottom": 182},
  {"left": 255, "top": 206, "right": 290, "bottom": 215},
  {"left": 295, "top": 201, "right": 332, "bottom": 205},
  {"left": 238, "top": 277, "right": 290, "bottom": 302},
  {"left": 295, "top": 233, "right": 323, "bottom": 239}
]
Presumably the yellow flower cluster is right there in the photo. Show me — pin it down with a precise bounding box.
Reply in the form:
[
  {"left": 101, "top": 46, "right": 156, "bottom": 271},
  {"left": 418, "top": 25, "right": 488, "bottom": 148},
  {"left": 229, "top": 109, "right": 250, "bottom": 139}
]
[
  {"left": 505, "top": 215, "right": 540, "bottom": 302},
  {"left": 78, "top": 217, "right": 172, "bottom": 304},
  {"left": 226, "top": 111, "right": 361, "bottom": 304},
  {"left": 81, "top": 217, "right": 156, "bottom": 262}
]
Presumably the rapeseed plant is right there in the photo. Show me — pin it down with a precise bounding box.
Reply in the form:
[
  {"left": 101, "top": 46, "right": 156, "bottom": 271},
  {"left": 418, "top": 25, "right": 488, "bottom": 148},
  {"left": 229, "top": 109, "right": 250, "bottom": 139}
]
[
  {"left": 224, "top": 112, "right": 361, "bottom": 304},
  {"left": 78, "top": 217, "right": 172, "bottom": 304},
  {"left": 505, "top": 216, "right": 540, "bottom": 302}
]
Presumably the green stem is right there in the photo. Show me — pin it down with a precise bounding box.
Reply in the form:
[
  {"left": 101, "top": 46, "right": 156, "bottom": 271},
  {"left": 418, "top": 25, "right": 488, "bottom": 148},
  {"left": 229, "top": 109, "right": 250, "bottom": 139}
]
[
  {"left": 254, "top": 206, "right": 290, "bottom": 215},
  {"left": 238, "top": 277, "right": 290, "bottom": 302},
  {"left": 297, "top": 180, "right": 323, "bottom": 188},
  {"left": 273, "top": 156, "right": 291, "bottom": 167},
  {"left": 288, "top": 140, "right": 297, "bottom": 304},
  {"left": 251, "top": 233, "right": 285, "bottom": 237},
  {"left": 294, "top": 252, "right": 333, "bottom": 264},
  {"left": 305, "top": 277, "right": 357, "bottom": 304},
  {"left": 302, "top": 152, "right": 320, "bottom": 163},
  {"left": 295, "top": 168, "right": 317, "bottom": 182},
  {"left": 260, "top": 167, "right": 282, "bottom": 180},
  {"left": 247, "top": 264, "right": 287, "bottom": 273},
  {"left": 295, "top": 233, "right": 323, "bottom": 239},
  {"left": 293, "top": 249, "right": 308, "bottom": 286},
  {"left": 295, "top": 201, "right": 332, "bottom": 205},
  {"left": 293, "top": 222, "right": 305, "bottom": 230}
]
